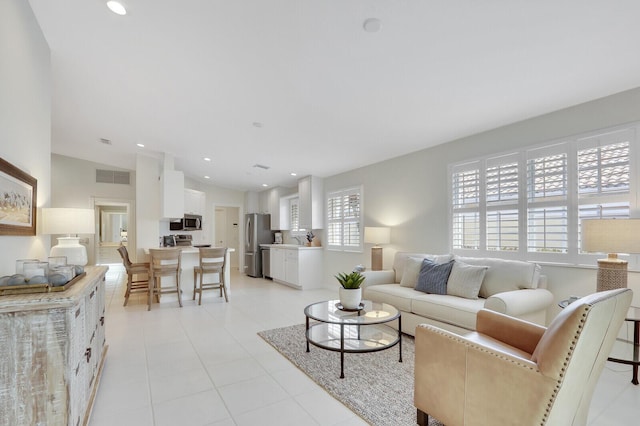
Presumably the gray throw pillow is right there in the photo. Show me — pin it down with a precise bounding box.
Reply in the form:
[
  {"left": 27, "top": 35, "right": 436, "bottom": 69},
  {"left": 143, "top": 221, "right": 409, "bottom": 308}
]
[
  {"left": 447, "top": 261, "right": 488, "bottom": 299},
  {"left": 415, "top": 259, "right": 454, "bottom": 295}
]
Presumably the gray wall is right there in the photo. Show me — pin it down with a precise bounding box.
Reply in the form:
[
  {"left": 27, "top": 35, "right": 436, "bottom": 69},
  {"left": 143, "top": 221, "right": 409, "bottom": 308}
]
[
  {"left": 0, "top": 0, "right": 51, "bottom": 273},
  {"left": 323, "top": 87, "right": 640, "bottom": 322}
]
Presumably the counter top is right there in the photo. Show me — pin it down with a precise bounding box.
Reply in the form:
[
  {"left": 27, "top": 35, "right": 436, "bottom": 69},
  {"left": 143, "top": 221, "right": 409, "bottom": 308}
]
[
  {"left": 260, "top": 244, "right": 323, "bottom": 250},
  {"left": 144, "top": 247, "right": 235, "bottom": 255}
]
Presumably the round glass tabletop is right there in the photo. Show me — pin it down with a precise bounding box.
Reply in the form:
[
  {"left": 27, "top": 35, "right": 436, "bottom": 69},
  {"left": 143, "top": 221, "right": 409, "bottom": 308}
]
[{"left": 304, "top": 299, "right": 400, "bottom": 325}]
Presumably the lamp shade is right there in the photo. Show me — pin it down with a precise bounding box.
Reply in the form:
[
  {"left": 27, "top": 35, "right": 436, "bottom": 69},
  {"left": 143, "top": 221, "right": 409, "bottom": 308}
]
[
  {"left": 42, "top": 208, "right": 95, "bottom": 235},
  {"left": 364, "top": 227, "right": 391, "bottom": 245},
  {"left": 582, "top": 219, "right": 640, "bottom": 254}
]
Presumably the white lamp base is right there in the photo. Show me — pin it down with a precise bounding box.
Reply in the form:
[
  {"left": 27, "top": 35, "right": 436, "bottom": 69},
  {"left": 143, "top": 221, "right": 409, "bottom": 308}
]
[{"left": 50, "top": 237, "right": 88, "bottom": 266}]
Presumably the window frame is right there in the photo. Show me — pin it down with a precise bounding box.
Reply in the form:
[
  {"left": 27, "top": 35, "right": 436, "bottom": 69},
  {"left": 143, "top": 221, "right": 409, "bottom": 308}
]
[
  {"left": 326, "top": 185, "right": 364, "bottom": 252},
  {"left": 448, "top": 122, "right": 639, "bottom": 268}
]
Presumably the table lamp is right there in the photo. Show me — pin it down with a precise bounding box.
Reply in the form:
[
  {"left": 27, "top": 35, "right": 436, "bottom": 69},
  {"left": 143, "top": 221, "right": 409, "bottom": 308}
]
[
  {"left": 42, "top": 208, "right": 95, "bottom": 266},
  {"left": 582, "top": 218, "right": 640, "bottom": 291},
  {"left": 364, "top": 226, "right": 391, "bottom": 271}
]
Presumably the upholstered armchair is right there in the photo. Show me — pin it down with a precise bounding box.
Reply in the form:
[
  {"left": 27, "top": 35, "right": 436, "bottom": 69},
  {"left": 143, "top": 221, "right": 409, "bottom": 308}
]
[{"left": 414, "top": 288, "right": 632, "bottom": 426}]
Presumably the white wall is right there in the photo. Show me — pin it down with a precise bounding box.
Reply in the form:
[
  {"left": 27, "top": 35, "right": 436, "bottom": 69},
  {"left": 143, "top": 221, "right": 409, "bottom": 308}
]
[
  {"left": 50, "top": 154, "right": 136, "bottom": 264},
  {"left": 0, "top": 0, "right": 51, "bottom": 273},
  {"left": 323, "top": 87, "right": 640, "bottom": 322}
]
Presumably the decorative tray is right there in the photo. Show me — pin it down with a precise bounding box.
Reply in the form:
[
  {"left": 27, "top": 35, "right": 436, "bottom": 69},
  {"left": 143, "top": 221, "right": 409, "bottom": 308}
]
[
  {"left": 335, "top": 302, "right": 365, "bottom": 312},
  {"left": 0, "top": 272, "right": 86, "bottom": 296}
]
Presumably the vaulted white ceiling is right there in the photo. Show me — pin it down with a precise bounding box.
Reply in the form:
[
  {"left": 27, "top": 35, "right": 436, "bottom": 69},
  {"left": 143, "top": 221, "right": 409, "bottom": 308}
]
[{"left": 28, "top": 0, "right": 640, "bottom": 191}]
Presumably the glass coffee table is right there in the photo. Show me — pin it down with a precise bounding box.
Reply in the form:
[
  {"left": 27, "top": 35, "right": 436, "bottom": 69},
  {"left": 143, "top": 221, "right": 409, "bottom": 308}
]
[{"left": 304, "top": 300, "right": 402, "bottom": 378}]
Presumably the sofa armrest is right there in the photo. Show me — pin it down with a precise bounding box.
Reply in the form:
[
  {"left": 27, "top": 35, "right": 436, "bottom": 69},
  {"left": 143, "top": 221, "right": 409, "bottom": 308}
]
[
  {"left": 475, "top": 309, "right": 546, "bottom": 354},
  {"left": 484, "top": 288, "right": 553, "bottom": 317},
  {"left": 361, "top": 270, "right": 395, "bottom": 288}
]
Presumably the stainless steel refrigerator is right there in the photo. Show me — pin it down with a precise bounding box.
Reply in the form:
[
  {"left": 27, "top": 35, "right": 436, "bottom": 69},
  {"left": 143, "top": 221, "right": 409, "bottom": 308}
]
[{"left": 244, "top": 213, "right": 272, "bottom": 277}]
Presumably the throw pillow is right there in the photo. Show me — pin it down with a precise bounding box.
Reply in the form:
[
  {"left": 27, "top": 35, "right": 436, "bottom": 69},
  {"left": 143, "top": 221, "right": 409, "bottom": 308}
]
[
  {"left": 399, "top": 254, "right": 454, "bottom": 288},
  {"left": 447, "top": 261, "right": 488, "bottom": 300},
  {"left": 399, "top": 257, "right": 424, "bottom": 288},
  {"left": 415, "top": 259, "right": 454, "bottom": 295}
]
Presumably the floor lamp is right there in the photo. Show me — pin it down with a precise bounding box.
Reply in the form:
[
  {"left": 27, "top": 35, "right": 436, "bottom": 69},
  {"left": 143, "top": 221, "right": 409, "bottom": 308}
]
[
  {"left": 42, "top": 208, "right": 95, "bottom": 266},
  {"left": 364, "top": 227, "right": 390, "bottom": 271},
  {"left": 582, "top": 219, "right": 640, "bottom": 292}
]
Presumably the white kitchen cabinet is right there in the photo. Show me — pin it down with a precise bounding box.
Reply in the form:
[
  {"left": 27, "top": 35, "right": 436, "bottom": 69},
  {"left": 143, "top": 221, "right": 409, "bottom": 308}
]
[
  {"left": 271, "top": 246, "right": 285, "bottom": 281},
  {"left": 161, "top": 170, "right": 184, "bottom": 218},
  {"left": 284, "top": 249, "right": 299, "bottom": 286},
  {"left": 0, "top": 267, "right": 108, "bottom": 426},
  {"left": 184, "top": 188, "right": 206, "bottom": 215},
  {"left": 298, "top": 175, "right": 324, "bottom": 229},
  {"left": 269, "top": 246, "right": 323, "bottom": 289}
]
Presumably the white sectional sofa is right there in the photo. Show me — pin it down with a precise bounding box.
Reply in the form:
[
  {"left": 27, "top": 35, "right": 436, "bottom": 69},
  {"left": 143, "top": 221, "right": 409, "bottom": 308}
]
[{"left": 362, "top": 252, "right": 553, "bottom": 336}]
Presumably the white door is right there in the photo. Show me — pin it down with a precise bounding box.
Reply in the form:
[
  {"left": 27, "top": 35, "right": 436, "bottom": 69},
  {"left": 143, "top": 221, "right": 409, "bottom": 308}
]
[{"left": 215, "top": 208, "right": 227, "bottom": 247}]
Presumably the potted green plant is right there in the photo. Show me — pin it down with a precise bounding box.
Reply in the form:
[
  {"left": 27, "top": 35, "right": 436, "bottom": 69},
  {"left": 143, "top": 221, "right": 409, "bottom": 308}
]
[{"left": 335, "top": 271, "right": 365, "bottom": 309}]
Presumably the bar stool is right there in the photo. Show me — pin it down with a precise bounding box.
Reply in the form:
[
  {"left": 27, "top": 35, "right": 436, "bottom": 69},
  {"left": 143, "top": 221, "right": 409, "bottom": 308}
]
[
  {"left": 148, "top": 248, "right": 182, "bottom": 311},
  {"left": 193, "top": 247, "right": 228, "bottom": 305},
  {"left": 117, "top": 245, "right": 150, "bottom": 307}
]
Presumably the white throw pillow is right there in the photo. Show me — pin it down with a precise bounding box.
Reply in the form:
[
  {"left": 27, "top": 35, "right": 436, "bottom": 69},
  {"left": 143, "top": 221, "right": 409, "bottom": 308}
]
[
  {"left": 400, "top": 255, "right": 453, "bottom": 288},
  {"left": 447, "top": 261, "right": 488, "bottom": 300},
  {"left": 400, "top": 257, "right": 423, "bottom": 288}
]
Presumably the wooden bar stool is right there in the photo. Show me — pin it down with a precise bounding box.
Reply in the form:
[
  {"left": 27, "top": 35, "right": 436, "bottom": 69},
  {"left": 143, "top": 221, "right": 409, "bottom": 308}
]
[
  {"left": 117, "top": 245, "right": 150, "bottom": 307},
  {"left": 148, "top": 248, "right": 182, "bottom": 311},
  {"left": 193, "top": 247, "right": 228, "bottom": 305}
]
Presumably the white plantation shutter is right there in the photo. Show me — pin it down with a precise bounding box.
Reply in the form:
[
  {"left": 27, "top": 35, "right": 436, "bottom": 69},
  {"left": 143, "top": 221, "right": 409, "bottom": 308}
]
[
  {"left": 289, "top": 198, "right": 300, "bottom": 232},
  {"left": 526, "top": 145, "right": 569, "bottom": 254},
  {"left": 449, "top": 123, "right": 638, "bottom": 266},
  {"left": 327, "top": 187, "right": 362, "bottom": 250},
  {"left": 577, "top": 131, "right": 632, "bottom": 252},
  {"left": 452, "top": 163, "right": 480, "bottom": 250},
  {"left": 486, "top": 154, "right": 519, "bottom": 251}
]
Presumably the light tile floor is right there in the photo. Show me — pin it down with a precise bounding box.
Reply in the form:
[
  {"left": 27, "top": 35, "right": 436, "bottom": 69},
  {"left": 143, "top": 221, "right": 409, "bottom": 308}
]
[{"left": 91, "top": 265, "right": 638, "bottom": 425}]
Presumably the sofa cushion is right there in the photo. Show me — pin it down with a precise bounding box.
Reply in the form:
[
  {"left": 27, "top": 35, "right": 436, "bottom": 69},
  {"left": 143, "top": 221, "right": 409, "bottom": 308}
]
[
  {"left": 364, "top": 284, "right": 421, "bottom": 312},
  {"left": 447, "top": 261, "right": 487, "bottom": 299},
  {"left": 398, "top": 253, "right": 454, "bottom": 287},
  {"left": 455, "top": 256, "right": 541, "bottom": 298},
  {"left": 411, "top": 294, "right": 485, "bottom": 330},
  {"left": 415, "top": 259, "right": 454, "bottom": 295}
]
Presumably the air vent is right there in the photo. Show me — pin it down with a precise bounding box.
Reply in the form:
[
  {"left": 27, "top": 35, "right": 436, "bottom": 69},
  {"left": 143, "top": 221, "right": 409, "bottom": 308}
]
[
  {"left": 96, "top": 169, "right": 130, "bottom": 185},
  {"left": 253, "top": 164, "right": 270, "bottom": 170}
]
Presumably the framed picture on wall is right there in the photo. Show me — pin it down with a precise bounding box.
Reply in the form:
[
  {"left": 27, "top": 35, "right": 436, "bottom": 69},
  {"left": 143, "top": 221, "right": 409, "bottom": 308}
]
[{"left": 0, "top": 157, "right": 37, "bottom": 236}]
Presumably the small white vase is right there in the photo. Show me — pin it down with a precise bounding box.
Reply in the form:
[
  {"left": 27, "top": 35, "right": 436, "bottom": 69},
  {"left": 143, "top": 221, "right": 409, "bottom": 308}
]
[{"left": 339, "top": 287, "right": 362, "bottom": 310}]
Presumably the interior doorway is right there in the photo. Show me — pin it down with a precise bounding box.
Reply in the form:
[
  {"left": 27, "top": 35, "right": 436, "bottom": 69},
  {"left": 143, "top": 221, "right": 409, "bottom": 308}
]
[
  {"left": 93, "top": 198, "right": 134, "bottom": 265},
  {"left": 214, "top": 206, "right": 240, "bottom": 269}
]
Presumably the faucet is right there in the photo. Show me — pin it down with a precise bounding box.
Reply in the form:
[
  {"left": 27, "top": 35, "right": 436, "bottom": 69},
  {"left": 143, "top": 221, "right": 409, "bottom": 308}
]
[{"left": 292, "top": 235, "right": 304, "bottom": 245}]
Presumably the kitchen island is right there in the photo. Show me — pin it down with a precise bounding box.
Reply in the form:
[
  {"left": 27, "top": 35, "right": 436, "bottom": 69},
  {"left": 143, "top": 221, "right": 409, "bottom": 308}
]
[
  {"left": 262, "top": 244, "right": 323, "bottom": 289},
  {"left": 143, "top": 247, "right": 235, "bottom": 295}
]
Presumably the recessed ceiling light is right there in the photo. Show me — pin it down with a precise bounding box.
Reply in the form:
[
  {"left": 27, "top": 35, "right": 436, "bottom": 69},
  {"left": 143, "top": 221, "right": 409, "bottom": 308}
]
[
  {"left": 252, "top": 122, "right": 263, "bottom": 128},
  {"left": 203, "top": 157, "right": 211, "bottom": 162},
  {"left": 106, "top": 1, "right": 127, "bottom": 16},
  {"left": 290, "top": 172, "right": 297, "bottom": 176},
  {"left": 136, "top": 143, "right": 144, "bottom": 148},
  {"left": 204, "top": 176, "right": 210, "bottom": 179},
  {"left": 262, "top": 183, "right": 268, "bottom": 187},
  {"left": 363, "top": 18, "right": 381, "bottom": 33}
]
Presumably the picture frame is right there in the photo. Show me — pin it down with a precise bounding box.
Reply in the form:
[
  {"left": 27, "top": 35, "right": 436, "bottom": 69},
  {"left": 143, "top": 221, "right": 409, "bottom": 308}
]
[{"left": 0, "top": 157, "right": 37, "bottom": 236}]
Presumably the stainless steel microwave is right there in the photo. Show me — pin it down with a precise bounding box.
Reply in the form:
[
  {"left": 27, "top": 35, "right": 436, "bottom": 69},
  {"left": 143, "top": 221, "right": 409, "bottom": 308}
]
[{"left": 169, "top": 214, "right": 202, "bottom": 231}]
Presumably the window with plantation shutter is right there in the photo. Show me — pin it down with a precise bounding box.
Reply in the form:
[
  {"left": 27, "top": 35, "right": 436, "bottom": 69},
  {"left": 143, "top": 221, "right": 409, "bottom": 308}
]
[
  {"left": 449, "top": 123, "right": 638, "bottom": 267},
  {"left": 486, "top": 155, "right": 519, "bottom": 251},
  {"left": 452, "top": 164, "right": 480, "bottom": 249},
  {"left": 327, "top": 186, "right": 362, "bottom": 251},
  {"left": 289, "top": 198, "right": 301, "bottom": 232}
]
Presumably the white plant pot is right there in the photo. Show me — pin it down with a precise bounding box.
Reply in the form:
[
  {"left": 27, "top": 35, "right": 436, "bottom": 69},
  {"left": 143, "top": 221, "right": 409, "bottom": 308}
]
[{"left": 339, "top": 287, "right": 362, "bottom": 310}]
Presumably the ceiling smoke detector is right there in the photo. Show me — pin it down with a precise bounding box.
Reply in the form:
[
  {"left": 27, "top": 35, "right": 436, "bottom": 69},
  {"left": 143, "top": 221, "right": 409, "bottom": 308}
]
[{"left": 363, "top": 18, "right": 381, "bottom": 33}]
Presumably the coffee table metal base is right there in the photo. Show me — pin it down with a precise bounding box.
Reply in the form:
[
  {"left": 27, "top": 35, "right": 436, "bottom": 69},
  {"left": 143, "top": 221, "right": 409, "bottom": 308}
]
[{"left": 305, "top": 313, "right": 402, "bottom": 379}]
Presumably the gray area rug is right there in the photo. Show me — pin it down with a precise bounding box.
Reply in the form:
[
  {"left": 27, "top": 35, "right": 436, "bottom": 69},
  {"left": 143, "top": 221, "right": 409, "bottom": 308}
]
[{"left": 258, "top": 324, "right": 443, "bottom": 426}]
